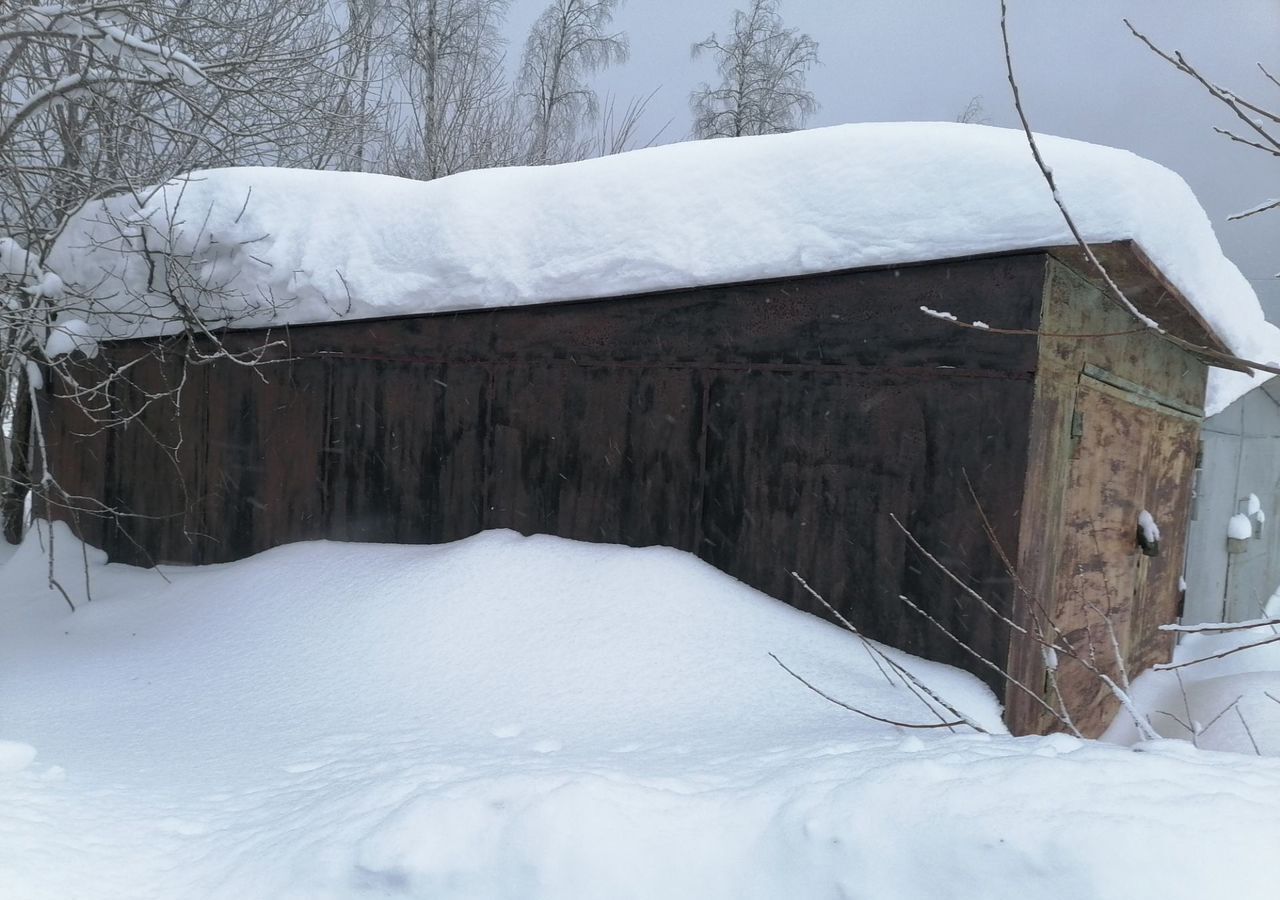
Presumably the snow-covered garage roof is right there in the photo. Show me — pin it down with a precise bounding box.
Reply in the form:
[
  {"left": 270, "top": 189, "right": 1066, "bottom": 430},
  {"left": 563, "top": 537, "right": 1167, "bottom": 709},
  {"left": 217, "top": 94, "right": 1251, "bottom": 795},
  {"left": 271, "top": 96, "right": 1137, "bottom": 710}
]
[{"left": 45, "top": 121, "right": 1280, "bottom": 413}]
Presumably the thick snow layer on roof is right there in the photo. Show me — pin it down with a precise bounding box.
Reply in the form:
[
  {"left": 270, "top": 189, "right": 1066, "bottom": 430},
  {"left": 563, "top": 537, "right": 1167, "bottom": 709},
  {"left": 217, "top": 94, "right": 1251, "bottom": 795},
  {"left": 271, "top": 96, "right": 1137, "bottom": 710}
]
[
  {"left": 5, "top": 526, "right": 1280, "bottom": 898},
  {"left": 47, "top": 122, "right": 1280, "bottom": 413}
]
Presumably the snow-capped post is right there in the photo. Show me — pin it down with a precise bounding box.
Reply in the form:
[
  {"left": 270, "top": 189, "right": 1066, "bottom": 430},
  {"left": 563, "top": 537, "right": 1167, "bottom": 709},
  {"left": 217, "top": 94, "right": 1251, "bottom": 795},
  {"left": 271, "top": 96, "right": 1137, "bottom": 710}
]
[
  {"left": 1227, "top": 513, "right": 1253, "bottom": 554},
  {"left": 1246, "top": 492, "right": 1265, "bottom": 538}
]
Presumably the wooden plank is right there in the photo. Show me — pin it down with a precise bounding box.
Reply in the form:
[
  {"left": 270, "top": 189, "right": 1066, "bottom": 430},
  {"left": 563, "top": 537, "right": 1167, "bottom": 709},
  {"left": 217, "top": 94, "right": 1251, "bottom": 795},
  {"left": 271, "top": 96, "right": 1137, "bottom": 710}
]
[
  {"left": 1008, "top": 258, "right": 1209, "bottom": 735},
  {"left": 323, "top": 359, "right": 488, "bottom": 544},
  {"left": 1038, "top": 258, "right": 1209, "bottom": 411},
  {"left": 700, "top": 370, "right": 1034, "bottom": 682},
  {"left": 486, "top": 365, "right": 703, "bottom": 548},
  {"left": 197, "top": 357, "right": 328, "bottom": 562},
  {"left": 1080, "top": 363, "right": 1202, "bottom": 419},
  {"left": 267, "top": 252, "right": 1046, "bottom": 375},
  {"left": 1042, "top": 381, "right": 1150, "bottom": 737},
  {"left": 1012, "top": 377, "right": 1200, "bottom": 737},
  {"left": 1129, "top": 412, "right": 1198, "bottom": 673},
  {"left": 1006, "top": 368, "right": 1074, "bottom": 734},
  {"left": 1050, "top": 240, "right": 1244, "bottom": 370}
]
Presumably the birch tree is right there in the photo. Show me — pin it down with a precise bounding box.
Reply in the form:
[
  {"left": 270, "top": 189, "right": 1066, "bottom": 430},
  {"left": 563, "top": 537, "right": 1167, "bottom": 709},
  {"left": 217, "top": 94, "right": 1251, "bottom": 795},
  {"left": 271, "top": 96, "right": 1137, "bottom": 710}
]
[
  {"left": 690, "top": 0, "right": 819, "bottom": 140},
  {"left": 311, "top": 0, "right": 399, "bottom": 172},
  {"left": 387, "top": 0, "right": 516, "bottom": 179},
  {"left": 517, "top": 0, "right": 629, "bottom": 165}
]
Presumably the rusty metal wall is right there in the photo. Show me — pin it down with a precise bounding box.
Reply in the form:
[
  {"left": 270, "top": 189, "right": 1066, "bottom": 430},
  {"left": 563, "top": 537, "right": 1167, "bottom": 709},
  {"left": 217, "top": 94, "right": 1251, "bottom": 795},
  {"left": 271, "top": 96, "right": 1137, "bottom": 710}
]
[{"left": 43, "top": 253, "right": 1047, "bottom": 698}]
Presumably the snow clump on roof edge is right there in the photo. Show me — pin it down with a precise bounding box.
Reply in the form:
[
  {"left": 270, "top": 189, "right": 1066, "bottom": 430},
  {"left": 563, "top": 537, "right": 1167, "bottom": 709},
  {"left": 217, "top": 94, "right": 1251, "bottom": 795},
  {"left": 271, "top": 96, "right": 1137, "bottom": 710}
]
[{"left": 45, "top": 121, "right": 1280, "bottom": 414}]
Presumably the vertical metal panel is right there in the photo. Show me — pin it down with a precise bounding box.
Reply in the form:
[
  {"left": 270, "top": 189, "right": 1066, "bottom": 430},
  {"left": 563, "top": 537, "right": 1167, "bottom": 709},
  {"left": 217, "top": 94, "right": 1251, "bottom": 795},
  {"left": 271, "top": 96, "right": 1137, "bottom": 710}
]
[
  {"left": 324, "top": 360, "right": 488, "bottom": 545},
  {"left": 1186, "top": 380, "right": 1280, "bottom": 625},
  {"left": 1183, "top": 426, "right": 1241, "bottom": 624},
  {"left": 1223, "top": 428, "right": 1280, "bottom": 620},
  {"left": 100, "top": 345, "right": 203, "bottom": 566},
  {"left": 197, "top": 357, "right": 329, "bottom": 562},
  {"left": 486, "top": 364, "right": 704, "bottom": 548},
  {"left": 700, "top": 370, "right": 1033, "bottom": 674}
]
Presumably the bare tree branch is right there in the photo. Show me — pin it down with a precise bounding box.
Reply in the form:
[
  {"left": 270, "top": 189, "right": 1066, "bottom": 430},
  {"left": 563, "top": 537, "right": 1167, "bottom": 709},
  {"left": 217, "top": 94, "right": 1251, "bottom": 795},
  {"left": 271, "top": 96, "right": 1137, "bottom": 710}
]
[
  {"left": 690, "top": 0, "right": 818, "bottom": 140},
  {"left": 769, "top": 652, "right": 968, "bottom": 729}
]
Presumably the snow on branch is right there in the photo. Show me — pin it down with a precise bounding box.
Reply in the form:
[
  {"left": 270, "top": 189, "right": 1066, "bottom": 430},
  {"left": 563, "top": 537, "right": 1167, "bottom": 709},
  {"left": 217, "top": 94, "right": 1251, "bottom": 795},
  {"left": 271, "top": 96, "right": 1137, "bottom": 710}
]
[
  {"left": 919, "top": 306, "right": 990, "bottom": 330},
  {"left": 1161, "top": 616, "right": 1280, "bottom": 634},
  {"left": 5, "top": 5, "right": 204, "bottom": 81},
  {"left": 1229, "top": 197, "right": 1280, "bottom": 222}
]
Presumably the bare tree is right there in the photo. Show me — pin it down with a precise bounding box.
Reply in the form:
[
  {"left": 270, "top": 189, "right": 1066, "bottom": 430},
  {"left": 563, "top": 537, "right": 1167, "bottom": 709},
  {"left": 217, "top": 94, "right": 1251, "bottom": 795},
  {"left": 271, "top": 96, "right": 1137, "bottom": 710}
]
[
  {"left": 590, "top": 89, "right": 672, "bottom": 158},
  {"left": 689, "top": 0, "right": 819, "bottom": 140},
  {"left": 0, "top": 2, "right": 342, "bottom": 544},
  {"left": 384, "top": 0, "right": 516, "bottom": 179},
  {"left": 517, "top": 0, "right": 630, "bottom": 165},
  {"left": 306, "top": 0, "right": 401, "bottom": 173},
  {"left": 954, "top": 95, "right": 992, "bottom": 126}
]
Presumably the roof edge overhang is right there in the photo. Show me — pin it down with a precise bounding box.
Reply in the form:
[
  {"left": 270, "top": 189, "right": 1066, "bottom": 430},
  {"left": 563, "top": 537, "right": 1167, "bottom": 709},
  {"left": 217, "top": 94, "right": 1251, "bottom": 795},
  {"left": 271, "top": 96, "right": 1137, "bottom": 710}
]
[
  {"left": 1049, "top": 239, "right": 1251, "bottom": 374},
  {"left": 75, "top": 241, "right": 1252, "bottom": 376}
]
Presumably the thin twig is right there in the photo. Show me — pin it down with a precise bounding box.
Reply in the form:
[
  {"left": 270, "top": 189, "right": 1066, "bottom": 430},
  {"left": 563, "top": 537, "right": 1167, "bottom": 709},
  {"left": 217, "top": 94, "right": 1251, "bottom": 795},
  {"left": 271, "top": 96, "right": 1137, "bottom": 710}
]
[
  {"left": 1234, "top": 705, "right": 1262, "bottom": 756},
  {"left": 1156, "top": 632, "right": 1280, "bottom": 670},
  {"left": 768, "top": 653, "right": 967, "bottom": 730},
  {"left": 1000, "top": 1, "right": 1156, "bottom": 331},
  {"left": 1199, "top": 695, "right": 1245, "bottom": 737},
  {"left": 1161, "top": 616, "right": 1280, "bottom": 634},
  {"left": 789, "top": 571, "right": 989, "bottom": 732}
]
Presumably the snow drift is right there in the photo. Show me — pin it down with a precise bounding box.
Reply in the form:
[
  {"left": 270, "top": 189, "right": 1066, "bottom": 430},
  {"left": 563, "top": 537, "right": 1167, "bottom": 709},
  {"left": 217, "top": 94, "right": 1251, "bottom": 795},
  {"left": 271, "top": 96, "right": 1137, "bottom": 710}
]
[
  {"left": 1106, "top": 620, "right": 1280, "bottom": 755},
  {"left": 3, "top": 526, "right": 1280, "bottom": 899},
  {"left": 45, "top": 122, "right": 1280, "bottom": 413}
]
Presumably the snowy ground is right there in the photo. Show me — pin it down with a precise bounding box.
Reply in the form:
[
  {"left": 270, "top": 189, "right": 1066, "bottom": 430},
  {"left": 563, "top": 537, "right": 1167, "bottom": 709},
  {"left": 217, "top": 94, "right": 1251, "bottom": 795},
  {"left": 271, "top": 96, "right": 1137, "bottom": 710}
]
[
  {"left": 1105, "top": 620, "right": 1280, "bottom": 755},
  {"left": 3, "top": 525, "right": 1280, "bottom": 899}
]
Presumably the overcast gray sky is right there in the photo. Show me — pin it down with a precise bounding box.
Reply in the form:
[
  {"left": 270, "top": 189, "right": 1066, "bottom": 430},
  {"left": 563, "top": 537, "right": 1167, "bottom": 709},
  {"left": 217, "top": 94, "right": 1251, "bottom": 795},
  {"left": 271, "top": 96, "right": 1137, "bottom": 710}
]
[{"left": 504, "top": 0, "right": 1280, "bottom": 315}]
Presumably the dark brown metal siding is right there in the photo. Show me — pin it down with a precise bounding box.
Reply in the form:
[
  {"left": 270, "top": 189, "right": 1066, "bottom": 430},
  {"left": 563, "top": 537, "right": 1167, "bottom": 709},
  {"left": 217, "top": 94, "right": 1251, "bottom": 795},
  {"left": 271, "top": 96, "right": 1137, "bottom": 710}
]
[
  {"left": 700, "top": 369, "right": 1033, "bottom": 665},
  {"left": 44, "top": 252, "right": 1047, "bottom": 693}
]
